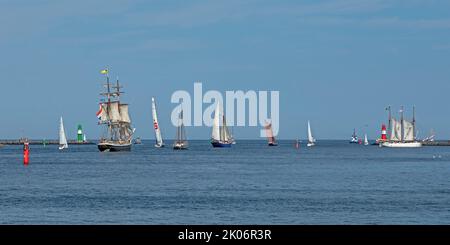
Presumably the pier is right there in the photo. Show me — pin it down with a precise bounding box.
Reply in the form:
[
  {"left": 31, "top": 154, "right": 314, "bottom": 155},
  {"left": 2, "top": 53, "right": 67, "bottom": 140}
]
[
  {"left": 0, "top": 140, "right": 95, "bottom": 145},
  {"left": 422, "top": 141, "right": 450, "bottom": 146}
]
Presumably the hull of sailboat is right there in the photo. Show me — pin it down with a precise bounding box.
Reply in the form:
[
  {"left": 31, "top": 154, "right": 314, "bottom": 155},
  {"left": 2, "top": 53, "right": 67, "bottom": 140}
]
[
  {"left": 58, "top": 145, "right": 68, "bottom": 150},
  {"left": 307, "top": 142, "right": 315, "bottom": 147},
  {"left": 380, "top": 142, "right": 422, "bottom": 148},
  {"left": 211, "top": 141, "right": 232, "bottom": 148},
  {"left": 173, "top": 142, "right": 188, "bottom": 150},
  {"left": 268, "top": 142, "right": 278, "bottom": 146},
  {"left": 98, "top": 142, "right": 132, "bottom": 152},
  {"left": 349, "top": 140, "right": 358, "bottom": 144},
  {"left": 155, "top": 143, "right": 165, "bottom": 148}
]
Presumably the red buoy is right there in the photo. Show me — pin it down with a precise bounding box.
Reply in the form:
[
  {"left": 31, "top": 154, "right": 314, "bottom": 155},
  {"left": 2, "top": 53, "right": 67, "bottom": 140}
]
[{"left": 23, "top": 141, "right": 29, "bottom": 165}]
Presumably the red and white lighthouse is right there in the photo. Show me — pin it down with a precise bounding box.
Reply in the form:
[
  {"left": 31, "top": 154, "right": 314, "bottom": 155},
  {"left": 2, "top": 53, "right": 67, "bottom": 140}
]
[{"left": 381, "top": 124, "right": 387, "bottom": 141}]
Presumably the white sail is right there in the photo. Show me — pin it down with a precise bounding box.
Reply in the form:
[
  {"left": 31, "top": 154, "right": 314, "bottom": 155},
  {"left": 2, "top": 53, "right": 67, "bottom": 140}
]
[
  {"left": 108, "top": 101, "right": 122, "bottom": 123},
  {"left": 390, "top": 118, "right": 401, "bottom": 142},
  {"left": 307, "top": 120, "right": 315, "bottom": 143},
  {"left": 222, "top": 114, "right": 232, "bottom": 142},
  {"left": 98, "top": 103, "right": 109, "bottom": 122},
  {"left": 83, "top": 134, "right": 87, "bottom": 142},
  {"left": 364, "top": 133, "right": 369, "bottom": 145},
  {"left": 212, "top": 102, "right": 221, "bottom": 141},
  {"left": 119, "top": 104, "right": 131, "bottom": 123},
  {"left": 59, "top": 117, "right": 68, "bottom": 149},
  {"left": 403, "top": 120, "right": 415, "bottom": 141},
  {"left": 152, "top": 97, "right": 164, "bottom": 146}
]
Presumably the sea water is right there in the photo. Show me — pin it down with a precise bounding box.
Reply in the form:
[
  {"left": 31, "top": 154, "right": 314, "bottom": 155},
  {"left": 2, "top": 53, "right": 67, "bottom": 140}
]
[{"left": 0, "top": 140, "right": 449, "bottom": 224}]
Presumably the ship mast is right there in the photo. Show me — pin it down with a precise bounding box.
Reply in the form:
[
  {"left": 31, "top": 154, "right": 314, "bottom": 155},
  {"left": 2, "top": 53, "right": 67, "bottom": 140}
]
[
  {"left": 413, "top": 105, "right": 416, "bottom": 141},
  {"left": 400, "top": 106, "right": 404, "bottom": 142},
  {"left": 387, "top": 105, "right": 391, "bottom": 140}
]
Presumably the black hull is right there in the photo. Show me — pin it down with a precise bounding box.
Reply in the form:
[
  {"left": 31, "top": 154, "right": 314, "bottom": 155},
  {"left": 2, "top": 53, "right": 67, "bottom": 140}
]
[
  {"left": 173, "top": 146, "right": 188, "bottom": 150},
  {"left": 98, "top": 143, "right": 132, "bottom": 152},
  {"left": 211, "top": 141, "right": 232, "bottom": 148}
]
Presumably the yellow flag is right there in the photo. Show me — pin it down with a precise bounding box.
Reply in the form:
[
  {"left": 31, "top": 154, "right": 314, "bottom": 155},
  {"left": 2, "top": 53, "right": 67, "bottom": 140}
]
[{"left": 100, "top": 69, "right": 108, "bottom": 74}]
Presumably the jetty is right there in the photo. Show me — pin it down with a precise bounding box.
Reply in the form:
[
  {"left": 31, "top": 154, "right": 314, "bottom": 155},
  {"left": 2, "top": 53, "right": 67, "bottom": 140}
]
[
  {"left": 0, "top": 139, "right": 95, "bottom": 145},
  {"left": 422, "top": 141, "right": 450, "bottom": 146}
]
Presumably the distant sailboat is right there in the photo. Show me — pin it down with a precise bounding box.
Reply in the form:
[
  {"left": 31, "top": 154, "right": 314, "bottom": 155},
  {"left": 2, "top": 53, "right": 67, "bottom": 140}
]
[
  {"left": 364, "top": 133, "right": 369, "bottom": 145},
  {"left": 264, "top": 121, "right": 278, "bottom": 146},
  {"left": 83, "top": 134, "right": 87, "bottom": 143},
  {"left": 350, "top": 129, "right": 358, "bottom": 144},
  {"left": 307, "top": 120, "right": 316, "bottom": 147},
  {"left": 173, "top": 109, "right": 188, "bottom": 150},
  {"left": 59, "top": 117, "right": 68, "bottom": 150},
  {"left": 152, "top": 97, "right": 165, "bottom": 148},
  {"left": 211, "top": 101, "right": 233, "bottom": 148}
]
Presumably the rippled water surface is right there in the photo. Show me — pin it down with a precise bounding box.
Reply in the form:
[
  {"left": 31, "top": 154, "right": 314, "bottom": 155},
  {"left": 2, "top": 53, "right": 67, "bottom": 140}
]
[{"left": 1, "top": 140, "right": 449, "bottom": 224}]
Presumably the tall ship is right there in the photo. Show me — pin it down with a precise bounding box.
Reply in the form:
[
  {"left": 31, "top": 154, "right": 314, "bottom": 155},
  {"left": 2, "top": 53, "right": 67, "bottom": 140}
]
[
  {"left": 264, "top": 121, "right": 278, "bottom": 146},
  {"left": 380, "top": 106, "right": 422, "bottom": 148},
  {"left": 173, "top": 109, "right": 188, "bottom": 150},
  {"left": 96, "top": 69, "right": 134, "bottom": 152},
  {"left": 151, "top": 97, "right": 165, "bottom": 148},
  {"left": 349, "top": 129, "right": 358, "bottom": 143},
  {"left": 211, "top": 101, "right": 233, "bottom": 148},
  {"left": 307, "top": 120, "right": 316, "bottom": 147}
]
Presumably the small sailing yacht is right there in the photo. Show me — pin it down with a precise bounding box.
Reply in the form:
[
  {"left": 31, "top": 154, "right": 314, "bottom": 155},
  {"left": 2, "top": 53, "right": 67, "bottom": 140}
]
[
  {"left": 307, "top": 120, "right": 316, "bottom": 147},
  {"left": 152, "top": 97, "right": 165, "bottom": 148},
  {"left": 211, "top": 101, "right": 233, "bottom": 148},
  {"left": 350, "top": 129, "right": 358, "bottom": 144},
  {"left": 173, "top": 109, "right": 188, "bottom": 150},
  {"left": 364, "top": 133, "right": 369, "bottom": 145},
  {"left": 59, "top": 117, "right": 68, "bottom": 150},
  {"left": 264, "top": 121, "right": 278, "bottom": 146}
]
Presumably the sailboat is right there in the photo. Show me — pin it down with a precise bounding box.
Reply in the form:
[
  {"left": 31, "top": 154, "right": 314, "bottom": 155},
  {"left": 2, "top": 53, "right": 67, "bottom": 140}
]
[
  {"left": 96, "top": 69, "right": 134, "bottom": 152},
  {"left": 264, "top": 121, "right": 278, "bottom": 146},
  {"left": 380, "top": 106, "right": 422, "bottom": 148},
  {"left": 211, "top": 101, "right": 233, "bottom": 147},
  {"left": 307, "top": 120, "right": 316, "bottom": 147},
  {"left": 151, "top": 97, "right": 165, "bottom": 148},
  {"left": 349, "top": 129, "right": 358, "bottom": 143},
  {"left": 59, "top": 117, "right": 68, "bottom": 150},
  {"left": 173, "top": 109, "right": 188, "bottom": 150},
  {"left": 364, "top": 133, "right": 369, "bottom": 145}
]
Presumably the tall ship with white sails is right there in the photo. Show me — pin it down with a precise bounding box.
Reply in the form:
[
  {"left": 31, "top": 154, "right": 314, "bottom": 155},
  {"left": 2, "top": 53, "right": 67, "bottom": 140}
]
[
  {"left": 151, "top": 97, "right": 165, "bottom": 148},
  {"left": 211, "top": 101, "right": 233, "bottom": 148},
  {"left": 307, "top": 120, "right": 316, "bottom": 147},
  {"left": 96, "top": 69, "right": 134, "bottom": 152},
  {"left": 380, "top": 106, "right": 422, "bottom": 148},
  {"left": 59, "top": 116, "right": 68, "bottom": 150}
]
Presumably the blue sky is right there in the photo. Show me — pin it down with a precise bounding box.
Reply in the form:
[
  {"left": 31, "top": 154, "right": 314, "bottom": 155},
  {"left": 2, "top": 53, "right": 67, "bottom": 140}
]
[{"left": 1, "top": 0, "right": 450, "bottom": 140}]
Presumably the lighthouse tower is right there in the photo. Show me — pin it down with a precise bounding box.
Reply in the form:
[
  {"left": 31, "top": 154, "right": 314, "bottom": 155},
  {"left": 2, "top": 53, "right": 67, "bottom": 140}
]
[
  {"left": 381, "top": 124, "right": 387, "bottom": 141},
  {"left": 77, "top": 125, "right": 83, "bottom": 143}
]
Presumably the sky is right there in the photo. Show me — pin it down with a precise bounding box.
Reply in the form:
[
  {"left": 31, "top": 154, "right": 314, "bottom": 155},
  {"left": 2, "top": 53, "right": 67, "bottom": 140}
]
[{"left": 0, "top": 0, "right": 450, "bottom": 140}]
